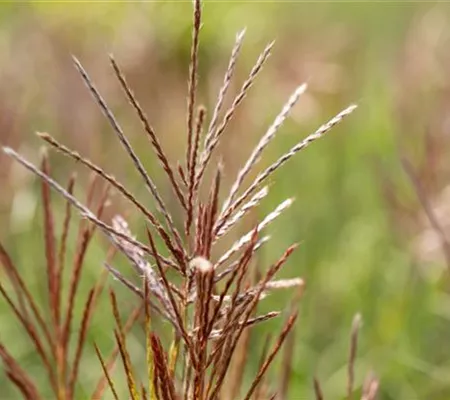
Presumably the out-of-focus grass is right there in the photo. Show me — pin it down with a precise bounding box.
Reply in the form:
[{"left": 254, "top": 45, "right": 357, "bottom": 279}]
[{"left": 2, "top": 2, "right": 450, "bottom": 399}]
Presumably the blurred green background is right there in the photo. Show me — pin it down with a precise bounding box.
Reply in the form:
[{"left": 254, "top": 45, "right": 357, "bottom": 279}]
[{"left": 2, "top": 1, "right": 450, "bottom": 399}]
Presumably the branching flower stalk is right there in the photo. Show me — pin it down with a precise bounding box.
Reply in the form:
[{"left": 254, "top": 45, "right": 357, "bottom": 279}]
[{"left": 0, "top": 0, "right": 372, "bottom": 399}]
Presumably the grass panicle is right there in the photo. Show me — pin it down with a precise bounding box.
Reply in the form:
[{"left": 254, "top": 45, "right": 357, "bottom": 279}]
[{"left": 0, "top": 0, "right": 365, "bottom": 399}]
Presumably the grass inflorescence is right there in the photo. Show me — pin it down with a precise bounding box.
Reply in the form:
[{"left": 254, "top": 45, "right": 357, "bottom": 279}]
[{"left": 0, "top": 1, "right": 374, "bottom": 399}]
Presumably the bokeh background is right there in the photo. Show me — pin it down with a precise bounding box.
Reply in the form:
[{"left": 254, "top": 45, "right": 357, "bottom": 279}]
[{"left": 2, "top": 1, "right": 450, "bottom": 399}]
